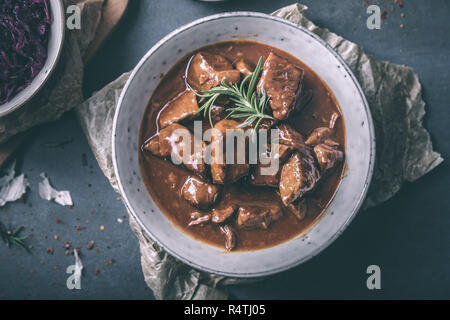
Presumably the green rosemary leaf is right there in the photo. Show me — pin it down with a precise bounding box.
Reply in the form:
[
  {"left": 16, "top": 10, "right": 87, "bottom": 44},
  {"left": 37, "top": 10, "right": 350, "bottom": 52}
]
[
  {"left": 247, "top": 57, "right": 264, "bottom": 97},
  {"left": 12, "top": 226, "right": 24, "bottom": 237},
  {"left": 228, "top": 113, "right": 255, "bottom": 119},
  {"left": 189, "top": 56, "right": 274, "bottom": 129},
  {"left": 237, "top": 117, "right": 257, "bottom": 128},
  {"left": 240, "top": 73, "right": 252, "bottom": 98},
  {"left": 0, "top": 221, "right": 30, "bottom": 253}
]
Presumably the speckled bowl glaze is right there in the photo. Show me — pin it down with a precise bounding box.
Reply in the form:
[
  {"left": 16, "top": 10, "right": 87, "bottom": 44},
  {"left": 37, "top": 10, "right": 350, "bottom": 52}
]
[
  {"left": 112, "top": 12, "right": 375, "bottom": 278},
  {"left": 0, "top": 0, "right": 65, "bottom": 117}
]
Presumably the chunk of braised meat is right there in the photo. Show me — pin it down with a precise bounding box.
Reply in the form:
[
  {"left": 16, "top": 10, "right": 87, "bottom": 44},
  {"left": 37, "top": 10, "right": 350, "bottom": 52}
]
[
  {"left": 143, "top": 123, "right": 207, "bottom": 177},
  {"left": 236, "top": 204, "right": 283, "bottom": 230},
  {"left": 188, "top": 211, "right": 211, "bottom": 227},
  {"left": 220, "top": 225, "right": 236, "bottom": 251},
  {"left": 210, "top": 120, "right": 230, "bottom": 184},
  {"left": 187, "top": 52, "right": 241, "bottom": 91},
  {"left": 227, "top": 163, "right": 250, "bottom": 183},
  {"left": 275, "top": 123, "right": 307, "bottom": 151},
  {"left": 181, "top": 176, "right": 221, "bottom": 209},
  {"left": 210, "top": 119, "right": 250, "bottom": 184},
  {"left": 279, "top": 149, "right": 320, "bottom": 206},
  {"left": 211, "top": 204, "right": 238, "bottom": 224},
  {"left": 233, "top": 57, "right": 253, "bottom": 77},
  {"left": 323, "top": 139, "right": 340, "bottom": 147},
  {"left": 250, "top": 167, "right": 279, "bottom": 188},
  {"left": 285, "top": 198, "right": 308, "bottom": 221},
  {"left": 305, "top": 112, "right": 340, "bottom": 146},
  {"left": 258, "top": 52, "right": 304, "bottom": 120},
  {"left": 305, "top": 127, "right": 334, "bottom": 147},
  {"left": 250, "top": 144, "right": 293, "bottom": 187},
  {"left": 144, "top": 135, "right": 161, "bottom": 155},
  {"left": 158, "top": 90, "right": 199, "bottom": 128},
  {"left": 314, "top": 143, "right": 344, "bottom": 171}
]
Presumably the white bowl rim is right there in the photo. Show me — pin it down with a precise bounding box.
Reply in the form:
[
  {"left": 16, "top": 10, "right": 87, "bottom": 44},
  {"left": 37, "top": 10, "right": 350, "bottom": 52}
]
[
  {"left": 112, "top": 11, "right": 376, "bottom": 277},
  {"left": 0, "top": 0, "right": 66, "bottom": 117}
]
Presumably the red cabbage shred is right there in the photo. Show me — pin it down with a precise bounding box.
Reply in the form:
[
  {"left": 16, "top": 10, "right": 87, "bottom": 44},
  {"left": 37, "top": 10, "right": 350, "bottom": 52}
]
[{"left": 0, "top": 0, "right": 52, "bottom": 104}]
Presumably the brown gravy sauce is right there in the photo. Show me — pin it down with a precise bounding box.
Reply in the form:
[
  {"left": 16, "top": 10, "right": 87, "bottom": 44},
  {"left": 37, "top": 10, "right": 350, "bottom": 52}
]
[{"left": 139, "top": 40, "right": 345, "bottom": 251}]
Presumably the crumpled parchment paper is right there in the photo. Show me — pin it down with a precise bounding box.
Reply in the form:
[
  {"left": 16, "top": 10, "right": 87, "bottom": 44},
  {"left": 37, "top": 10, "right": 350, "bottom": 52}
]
[
  {"left": 76, "top": 3, "right": 443, "bottom": 299},
  {"left": 0, "top": 0, "right": 104, "bottom": 144}
]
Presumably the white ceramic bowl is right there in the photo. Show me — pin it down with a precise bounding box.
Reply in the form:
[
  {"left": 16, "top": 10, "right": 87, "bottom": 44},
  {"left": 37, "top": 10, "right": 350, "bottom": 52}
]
[
  {"left": 113, "top": 12, "right": 375, "bottom": 278},
  {"left": 0, "top": 0, "right": 65, "bottom": 117}
]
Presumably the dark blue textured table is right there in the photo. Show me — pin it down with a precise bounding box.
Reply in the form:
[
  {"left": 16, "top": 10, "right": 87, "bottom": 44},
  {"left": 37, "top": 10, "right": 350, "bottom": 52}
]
[{"left": 1, "top": 0, "right": 449, "bottom": 299}]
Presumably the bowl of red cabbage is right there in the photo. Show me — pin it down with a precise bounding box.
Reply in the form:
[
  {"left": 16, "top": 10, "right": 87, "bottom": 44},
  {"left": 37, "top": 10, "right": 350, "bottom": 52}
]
[{"left": 0, "top": 0, "right": 65, "bottom": 117}]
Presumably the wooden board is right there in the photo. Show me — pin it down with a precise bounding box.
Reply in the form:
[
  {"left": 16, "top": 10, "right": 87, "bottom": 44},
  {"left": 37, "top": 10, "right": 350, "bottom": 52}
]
[{"left": 0, "top": 0, "right": 129, "bottom": 168}]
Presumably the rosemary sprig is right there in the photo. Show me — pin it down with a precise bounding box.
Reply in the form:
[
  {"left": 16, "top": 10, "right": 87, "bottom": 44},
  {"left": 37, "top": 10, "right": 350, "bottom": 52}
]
[
  {"left": 0, "top": 221, "right": 30, "bottom": 252},
  {"left": 188, "top": 56, "right": 274, "bottom": 131}
]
